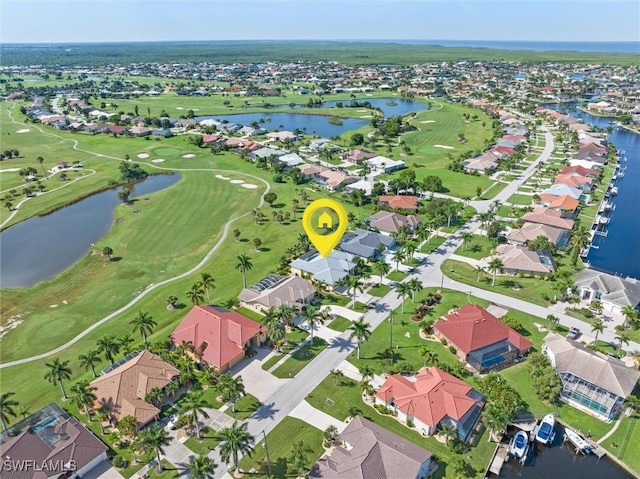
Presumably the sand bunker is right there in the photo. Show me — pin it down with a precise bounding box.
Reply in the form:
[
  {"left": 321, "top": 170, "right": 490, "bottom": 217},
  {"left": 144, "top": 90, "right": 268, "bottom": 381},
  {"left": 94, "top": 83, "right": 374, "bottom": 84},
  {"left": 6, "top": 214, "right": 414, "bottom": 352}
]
[
  {"left": 16, "top": 129, "right": 30, "bottom": 134},
  {"left": 215, "top": 174, "right": 231, "bottom": 180},
  {"left": 357, "top": 109, "right": 368, "bottom": 112},
  {"left": 152, "top": 159, "right": 165, "bottom": 163},
  {"left": 230, "top": 179, "right": 244, "bottom": 184},
  {"left": 241, "top": 183, "right": 258, "bottom": 189},
  {"left": 365, "top": 93, "right": 373, "bottom": 96},
  {"left": 420, "top": 120, "right": 436, "bottom": 124},
  {"left": 176, "top": 107, "right": 184, "bottom": 110},
  {"left": 49, "top": 304, "right": 58, "bottom": 308},
  {"left": 137, "top": 153, "right": 149, "bottom": 158},
  {"left": 182, "top": 154, "right": 195, "bottom": 158},
  {"left": 434, "top": 145, "right": 454, "bottom": 150},
  {"left": 0, "top": 168, "right": 21, "bottom": 173},
  {"left": 360, "top": 115, "right": 373, "bottom": 118}
]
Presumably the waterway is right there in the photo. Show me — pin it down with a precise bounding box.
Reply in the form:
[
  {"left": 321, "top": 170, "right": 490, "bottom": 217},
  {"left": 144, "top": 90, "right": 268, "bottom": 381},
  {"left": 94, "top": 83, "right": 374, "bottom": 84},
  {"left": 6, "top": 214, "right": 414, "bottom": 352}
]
[
  {"left": 197, "top": 98, "right": 428, "bottom": 137},
  {"left": 0, "top": 174, "right": 180, "bottom": 289},
  {"left": 498, "top": 424, "right": 633, "bottom": 479},
  {"left": 547, "top": 102, "right": 640, "bottom": 280}
]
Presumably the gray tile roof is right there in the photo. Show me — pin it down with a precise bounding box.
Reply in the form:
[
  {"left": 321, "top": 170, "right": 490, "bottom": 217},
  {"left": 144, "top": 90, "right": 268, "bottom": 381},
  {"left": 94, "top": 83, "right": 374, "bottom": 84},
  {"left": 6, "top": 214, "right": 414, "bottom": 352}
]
[
  {"left": 574, "top": 268, "right": 640, "bottom": 308},
  {"left": 544, "top": 333, "right": 639, "bottom": 398},
  {"left": 339, "top": 229, "right": 395, "bottom": 259}
]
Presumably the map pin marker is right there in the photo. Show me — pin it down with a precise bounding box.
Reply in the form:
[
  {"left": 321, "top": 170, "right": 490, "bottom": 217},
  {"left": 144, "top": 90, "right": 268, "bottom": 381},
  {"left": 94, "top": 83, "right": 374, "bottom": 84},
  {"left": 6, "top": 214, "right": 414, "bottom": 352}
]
[{"left": 302, "top": 198, "right": 349, "bottom": 258}]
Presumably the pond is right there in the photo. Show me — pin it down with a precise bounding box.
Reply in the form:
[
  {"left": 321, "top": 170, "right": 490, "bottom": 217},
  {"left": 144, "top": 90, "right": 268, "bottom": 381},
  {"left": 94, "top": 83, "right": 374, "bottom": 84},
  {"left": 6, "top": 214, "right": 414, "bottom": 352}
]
[
  {"left": 197, "top": 98, "right": 429, "bottom": 137},
  {"left": 0, "top": 173, "right": 180, "bottom": 289}
]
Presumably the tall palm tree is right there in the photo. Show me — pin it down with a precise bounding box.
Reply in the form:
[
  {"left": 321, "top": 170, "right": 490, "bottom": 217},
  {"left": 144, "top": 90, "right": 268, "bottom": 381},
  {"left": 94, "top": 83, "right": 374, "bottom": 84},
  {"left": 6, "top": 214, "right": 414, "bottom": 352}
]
[
  {"left": 186, "top": 454, "right": 217, "bottom": 479},
  {"left": 97, "top": 335, "right": 121, "bottom": 365},
  {"left": 182, "top": 390, "right": 211, "bottom": 439},
  {"left": 301, "top": 304, "right": 324, "bottom": 341},
  {"left": 546, "top": 314, "right": 559, "bottom": 332},
  {"left": 474, "top": 265, "right": 485, "bottom": 283},
  {"left": 336, "top": 275, "right": 364, "bottom": 308},
  {"left": 591, "top": 318, "right": 605, "bottom": 342},
  {"left": 570, "top": 225, "right": 590, "bottom": 266},
  {"left": 373, "top": 260, "right": 390, "bottom": 285},
  {"left": 408, "top": 278, "right": 423, "bottom": 302},
  {"left": 460, "top": 232, "right": 473, "bottom": 251},
  {"left": 37, "top": 156, "right": 47, "bottom": 179},
  {"left": 418, "top": 345, "right": 437, "bottom": 368},
  {"left": 617, "top": 330, "right": 631, "bottom": 352},
  {"left": 396, "top": 282, "right": 412, "bottom": 314},
  {"left": 392, "top": 249, "right": 405, "bottom": 270},
  {"left": 130, "top": 310, "right": 157, "bottom": 348},
  {"left": 266, "top": 320, "right": 286, "bottom": 351},
  {"left": 621, "top": 305, "right": 638, "bottom": 329},
  {"left": 360, "top": 364, "right": 374, "bottom": 382},
  {"left": 348, "top": 318, "right": 372, "bottom": 359},
  {"left": 70, "top": 381, "right": 98, "bottom": 422},
  {"left": 216, "top": 422, "right": 255, "bottom": 470},
  {"left": 78, "top": 349, "right": 101, "bottom": 377},
  {"left": 439, "top": 423, "right": 457, "bottom": 446},
  {"left": 0, "top": 392, "right": 19, "bottom": 431},
  {"left": 220, "top": 374, "right": 246, "bottom": 413},
  {"left": 200, "top": 273, "right": 216, "bottom": 304},
  {"left": 488, "top": 258, "right": 504, "bottom": 286},
  {"left": 44, "top": 357, "right": 72, "bottom": 399},
  {"left": 235, "top": 254, "right": 253, "bottom": 289},
  {"left": 139, "top": 425, "right": 171, "bottom": 473},
  {"left": 186, "top": 285, "right": 205, "bottom": 305},
  {"left": 95, "top": 401, "right": 112, "bottom": 434},
  {"left": 483, "top": 402, "right": 510, "bottom": 441}
]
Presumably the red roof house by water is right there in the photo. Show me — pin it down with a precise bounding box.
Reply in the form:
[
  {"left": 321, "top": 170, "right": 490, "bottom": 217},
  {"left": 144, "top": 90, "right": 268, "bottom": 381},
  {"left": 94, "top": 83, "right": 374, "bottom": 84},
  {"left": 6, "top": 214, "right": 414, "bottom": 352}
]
[
  {"left": 433, "top": 304, "right": 533, "bottom": 373},
  {"left": 374, "top": 367, "right": 484, "bottom": 442},
  {"left": 170, "top": 306, "right": 266, "bottom": 372}
]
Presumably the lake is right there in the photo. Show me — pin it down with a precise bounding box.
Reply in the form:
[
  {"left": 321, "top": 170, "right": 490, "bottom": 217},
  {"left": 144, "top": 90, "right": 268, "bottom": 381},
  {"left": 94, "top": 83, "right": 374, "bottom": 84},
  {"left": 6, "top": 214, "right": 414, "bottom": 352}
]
[
  {"left": 0, "top": 174, "right": 180, "bottom": 289},
  {"left": 197, "top": 98, "right": 429, "bottom": 137}
]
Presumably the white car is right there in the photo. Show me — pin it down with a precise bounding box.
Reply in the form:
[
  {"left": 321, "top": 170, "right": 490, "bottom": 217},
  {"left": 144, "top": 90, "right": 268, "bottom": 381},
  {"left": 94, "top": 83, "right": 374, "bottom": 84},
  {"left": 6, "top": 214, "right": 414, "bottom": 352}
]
[{"left": 167, "top": 414, "right": 180, "bottom": 430}]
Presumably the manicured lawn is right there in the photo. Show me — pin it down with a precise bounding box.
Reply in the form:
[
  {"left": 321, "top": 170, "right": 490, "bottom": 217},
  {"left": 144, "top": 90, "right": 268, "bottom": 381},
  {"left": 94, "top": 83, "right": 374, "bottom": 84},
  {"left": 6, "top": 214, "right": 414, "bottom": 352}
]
[
  {"left": 368, "top": 283, "right": 391, "bottom": 297},
  {"left": 261, "top": 327, "right": 310, "bottom": 370},
  {"left": 455, "top": 235, "right": 496, "bottom": 260},
  {"left": 238, "top": 417, "right": 324, "bottom": 478},
  {"left": 507, "top": 193, "right": 535, "bottom": 206},
  {"left": 601, "top": 412, "right": 640, "bottom": 474},
  {"left": 147, "top": 460, "right": 180, "bottom": 479},
  {"left": 387, "top": 270, "right": 408, "bottom": 282},
  {"left": 318, "top": 292, "right": 368, "bottom": 312},
  {"left": 420, "top": 236, "right": 446, "bottom": 253},
  {"left": 481, "top": 182, "right": 507, "bottom": 200},
  {"left": 228, "top": 393, "right": 262, "bottom": 421},
  {"left": 272, "top": 337, "right": 328, "bottom": 378},
  {"left": 441, "top": 205, "right": 477, "bottom": 233},
  {"left": 184, "top": 425, "right": 220, "bottom": 456},
  {"left": 326, "top": 315, "right": 352, "bottom": 332},
  {"left": 235, "top": 307, "right": 264, "bottom": 322}
]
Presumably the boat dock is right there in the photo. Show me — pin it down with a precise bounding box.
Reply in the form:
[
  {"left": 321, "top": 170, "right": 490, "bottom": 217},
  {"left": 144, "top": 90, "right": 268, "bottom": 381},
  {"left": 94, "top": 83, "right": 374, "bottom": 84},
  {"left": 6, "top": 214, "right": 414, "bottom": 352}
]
[{"left": 488, "top": 444, "right": 509, "bottom": 476}]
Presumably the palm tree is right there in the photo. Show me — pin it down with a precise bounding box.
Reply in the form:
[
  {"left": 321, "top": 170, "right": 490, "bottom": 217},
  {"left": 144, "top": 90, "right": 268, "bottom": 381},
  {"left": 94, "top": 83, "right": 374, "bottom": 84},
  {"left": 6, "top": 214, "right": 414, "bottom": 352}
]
[
  {"left": 16, "top": 406, "right": 30, "bottom": 420},
  {"left": 408, "top": 278, "right": 423, "bottom": 302},
  {"left": 139, "top": 425, "right": 171, "bottom": 473},
  {"left": 474, "top": 265, "right": 485, "bottom": 283},
  {"left": 182, "top": 390, "right": 211, "bottom": 439},
  {"left": 360, "top": 364, "right": 374, "bottom": 382},
  {"left": 336, "top": 275, "right": 364, "bottom": 308},
  {"left": 200, "top": 273, "right": 216, "bottom": 304},
  {"left": 0, "top": 392, "right": 19, "bottom": 431},
  {"left": 186, "top": 285, "right": 205, "bottom": 305},
  {"left": 219, "top": 374, "right": 246, "bottom": 413},
  {"left": 102, "top": 246, "right": 114, "bottom": 261},
  {"left": 348, "top": 318, "right": 372, "bottom": 359},
  {"left": 546, "top": 314, "right": 559, "bottom": 332},
  {"left": 44, "top": 357, "right": 72, "bottom": 399},
  {"left": 37, "top": 156, "right": 47, "bottom": 179},
  {"left": 186, "top": 454, "right": 217, "bottom": 479},
  {"left": 95, "top": 402, "right": 112, "bottom": 434},
  {"left": 392, "top": 249, "right": 405, "bottom": 270},
  {"left": 266, "top": 320, "right": 286, "bottom": 351},
  {"left": 396, "top": 282, "right": 412, "bottom": 314},
  {"left": 235, "top": 254, "right": 253, "bottom": 288},
  {"left": 591, "top": 318, "right": 605, "bottom": 341},
  {"left": 301, "top": 304, "right": 324, "bottom": 341},
  {"left": 460, "top": 232, "right": 473, "bottom": 251},
  {"left": 216, "top": 422, "right": 255, "bottom": 470},
  {"left": 97, "top": 335, "right": 121, "bottom": 365},
  {"left": 621, "top": 305, "right": 638, "bottom": 329},
  {"left": 488, "top": 258, "right": 504, "bottom": 286},
  {"left": 130, "top": 310, "right": 157, "bottom": 348},
  {"left": 373, "top": 260, "right": 391, "bottom": 285},
  {"left": 570, "top": 225, "right": 590, "bottom": 266},
  {"left": 78, "top": 349, "right": 101, "bottom": 377},
  {"left": 347, "top": 406, "right": 363, "bottom": 419},
  {"left": 418, "top": 345, "right": 437, "bottom": 368},
  {"left": 617, "top": 330, "right": 631, "bottom": 352},
  {"left": 439, "top": 423, "right": 457, "bottom": 446},
  {"left": 483, "top": 402, "right": 510, "bottom": 441},
  {"left": 70, "top": 381, "right": 98, "bottom": 422}
]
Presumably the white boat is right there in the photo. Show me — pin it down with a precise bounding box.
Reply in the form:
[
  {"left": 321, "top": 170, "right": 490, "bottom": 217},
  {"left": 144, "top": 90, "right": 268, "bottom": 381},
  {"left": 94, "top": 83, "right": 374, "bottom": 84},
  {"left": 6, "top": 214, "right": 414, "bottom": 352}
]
[
  {"left": 599, "top": 216, "right": 609, "bottom": 224},
  {"left": 610, "top": 186, "right": 618, "bottom": 195},
  {"left": 534, "top": 414, "right": 556, "bottom": 445},
  {"left": 508, "top": 430, "right": 530, "bottom": 461},
  {"left": 564, "top": 427, "right": 591, "bottom": 454}
]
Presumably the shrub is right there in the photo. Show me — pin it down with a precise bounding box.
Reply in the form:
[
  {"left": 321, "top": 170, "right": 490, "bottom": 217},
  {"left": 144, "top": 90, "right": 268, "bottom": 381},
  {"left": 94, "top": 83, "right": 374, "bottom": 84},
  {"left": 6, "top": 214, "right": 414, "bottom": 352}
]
[
  {"left": 440, "top": 338, "right": 448, "bottom": 346},
  {"left": 581, "top": 308, "right": 595, "bottom": 319},
  {"left": 406, "top": 418, "right": 414, "bottom": 428},
  {"left": 112, "top": 455, "right": 128, "bottom": 469},
  {"left": 374, "top": 404, "right": 393, "bottom": 415},
  {"left": 448, "top": 345, "right": 457, "bottom": 355}
]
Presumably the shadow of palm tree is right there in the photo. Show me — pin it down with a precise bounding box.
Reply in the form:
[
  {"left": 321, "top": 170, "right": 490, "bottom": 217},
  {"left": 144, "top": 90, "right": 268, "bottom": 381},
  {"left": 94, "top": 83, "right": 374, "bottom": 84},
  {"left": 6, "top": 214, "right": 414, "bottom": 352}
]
[
  {"left": 250, "top": 401, "right": 279, "bottom": 420},
  {"left": 328, "top": 336, "right": 354, "bottom": 352}
]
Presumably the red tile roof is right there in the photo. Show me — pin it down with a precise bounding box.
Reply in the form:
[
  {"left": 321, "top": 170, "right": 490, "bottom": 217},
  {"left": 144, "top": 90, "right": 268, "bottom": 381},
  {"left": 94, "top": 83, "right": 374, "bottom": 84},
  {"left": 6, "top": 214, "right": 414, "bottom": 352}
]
[
  {"left": 375, "top": 367, "right": 478, "bottom": 427},
  {"left": 560, "top": 165, "right": 601, "bottom": 178},
  {"left": 378, "top": 195, "right": 419, "bottom": 210},
  {"left": 522, "top": 208, "right": 575, "bottom": 230},
  {"left": 170, "top": 306, "right": 265, "bottom": 370},
  {"left": 434, "top": 304, "right": 533, "bottom": 354},
  {"left": 554, "top": 174, "right": 593, "bottom": 188},
  {"left": 538, "top": 194, "right": 580, "bottom": 212}
]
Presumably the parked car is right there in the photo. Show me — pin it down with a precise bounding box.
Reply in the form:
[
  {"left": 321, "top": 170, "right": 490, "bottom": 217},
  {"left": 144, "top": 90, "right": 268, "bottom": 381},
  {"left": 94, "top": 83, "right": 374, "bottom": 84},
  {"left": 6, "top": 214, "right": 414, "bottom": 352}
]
[
  {"left": 167, "top": 413, "right": 181, "bottom": 430},
  {"left": 566, "top": 327, "right": 581, "bottom": 340}
]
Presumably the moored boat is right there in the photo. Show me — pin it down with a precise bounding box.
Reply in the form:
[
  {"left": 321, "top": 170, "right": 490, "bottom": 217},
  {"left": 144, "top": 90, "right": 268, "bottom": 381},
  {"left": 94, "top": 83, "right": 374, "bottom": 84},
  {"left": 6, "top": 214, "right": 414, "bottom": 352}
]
[
  {"left": 563, "top": 427, "right": 592, "bottom": 454},
  {"left": 534, "top": 414, "right": 556, "bottom": 445},
  {"left": 508, "top": 430, "right": 530, "bottom": 462}
]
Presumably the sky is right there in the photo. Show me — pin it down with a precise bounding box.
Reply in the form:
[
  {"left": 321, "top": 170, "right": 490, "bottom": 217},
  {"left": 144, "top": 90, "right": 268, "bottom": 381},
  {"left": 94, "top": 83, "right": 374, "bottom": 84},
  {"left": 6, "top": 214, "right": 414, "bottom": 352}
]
[{"left": 2, "top": 0, "right": 639, "bottom": 44}]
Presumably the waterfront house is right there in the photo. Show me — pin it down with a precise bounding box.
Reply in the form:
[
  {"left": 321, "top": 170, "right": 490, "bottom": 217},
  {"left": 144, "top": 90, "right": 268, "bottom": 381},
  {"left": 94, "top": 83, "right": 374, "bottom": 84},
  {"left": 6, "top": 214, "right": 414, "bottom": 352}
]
[
  {"left": 368, "top": 210, "right": 421, "bottom": 234},
  {"left": 238, "top": 273, "right": 315, "bottom": 313},
  {"left": 554, "top": 173, "right": 593, "bottom": 193},
  {"left": 0, "top": 403, "right": 108, "bottom": 479},
  {"left": 574, "top": 269, "right": 640, "bottom": 315},
  {"left": 378, "top": 195, "right": 419, "bottom": 211},
  {"left": 537, "top": 194, "right": 580, "bottom": 215},
  {"left": 290, "top": 250, "right": 356, "bottom": 288},
  {"left": 522, "top": 208, "right": 575, "bottom": 230},
  {"left": 375, "top": 367, "right": 485, "bottom": 442},
  {"left": 543, "top": 333, "right": 640, "bottom": 421},
  {"left": 507, "top": 222, "right": 571, "bottom": 247},
  {"left": 309, "top": 416, "right": 433, "bottom": 479},
  {"left": 495, "top": 244, "right": 556, "bottom": 275},
  {"left": 90, "top": 350, "right": 179, "bottom": 428},
  {"left": 541, "top": 183, "right": 583, "bottom": 200},
  {"left": 560, "top": 165, "right": 602, "bottom": 179},
  {"left": 433, "top": 304, "right": 533, "bottom": 373},
  {"left": 339, "top": 228, "right": 395, "bottom": 259},
  {"left": 170, "top": 305, "right": 266, "bottom": 372}
]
